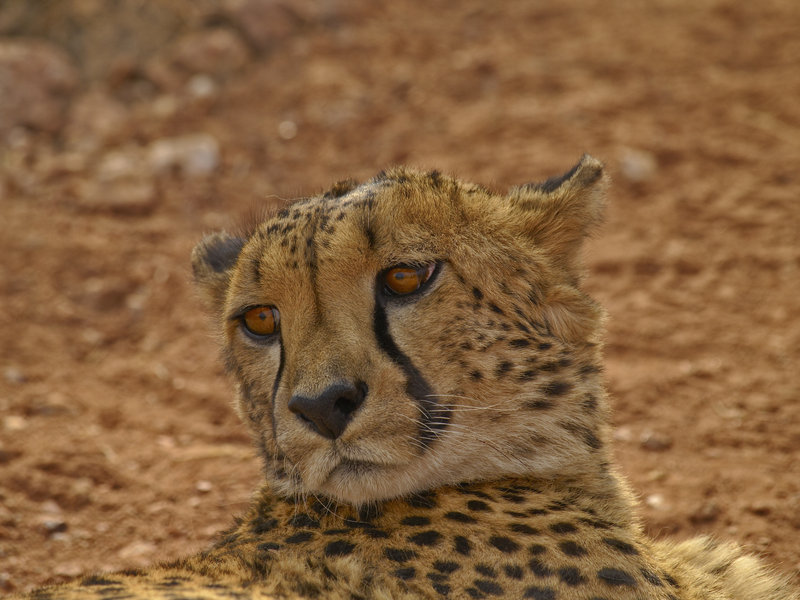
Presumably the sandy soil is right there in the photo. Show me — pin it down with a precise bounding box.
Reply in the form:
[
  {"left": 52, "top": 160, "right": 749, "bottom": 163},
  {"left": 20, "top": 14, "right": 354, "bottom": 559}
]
[{"left": 0, "top": 0, "right": 798, "bottom": 593}]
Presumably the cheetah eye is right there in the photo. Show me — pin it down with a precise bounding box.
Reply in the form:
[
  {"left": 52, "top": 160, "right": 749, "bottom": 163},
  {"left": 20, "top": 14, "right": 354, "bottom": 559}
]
[
  {"left": 241, "top": 306, "right": 280, "bottom": 338},
  {"left": 382, "top": 264, "right": 437, "bottom": 296}
]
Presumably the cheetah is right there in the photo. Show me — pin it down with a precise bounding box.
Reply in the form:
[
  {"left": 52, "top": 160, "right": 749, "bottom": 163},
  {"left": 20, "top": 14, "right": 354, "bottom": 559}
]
[{"left": 20, "top": 156, "right": 796, "bottom": 599}]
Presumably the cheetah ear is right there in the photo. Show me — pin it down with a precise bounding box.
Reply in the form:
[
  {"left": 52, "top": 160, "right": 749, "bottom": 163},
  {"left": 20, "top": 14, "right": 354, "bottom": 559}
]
[
  {"left": 507, "top": 154, "right": 607, "bottom": 275},
  {"left": 191, "top": 232, "right": 245, "bottom": 311}
]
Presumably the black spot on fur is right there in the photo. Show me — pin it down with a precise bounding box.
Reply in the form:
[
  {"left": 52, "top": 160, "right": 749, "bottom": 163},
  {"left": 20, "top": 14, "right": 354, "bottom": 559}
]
[
  {"left": 474, "top": 579, "right": 504, "bottom": 595},
  {"left": 363, "top": 528, "right": 390, "bottom": 539},
  {"left": 504, "top": 564, "right": 525, "bottom": 579},
  {"left": 407, "top": 490, "right": 438, "bottom": 509},
  {"left": 454, "top": 536, "right": 472, "bottom": 555},
  {"left": 489, "top": 536, "right": 521, "bottom": 553},
  {"left": 324, "top": 540, "right": 355, "bottom": 557},
  {"left": 467, "top": 500, "right": 491, "bottom": 511},
  {"left": 257, "top": 542, "right": 280, "bottom": 552},
  {"left": 251, "top": 516, "right": 278, "bottom": 534},
  {"left": 559, "top": 540, "right": 588, "bottom": 557},
  {"left": 401, "top": 516, "right": 431, "bottom": 527},
  {"left": 472, "top": 287, "right": 484, "bottom": 301},
  {"left": 523, "top": 587, "right": 556, "bottom": 600},
  {"left": 549, "top": 522, "right": 578, "bottom": 534},
  {"left": 542, "top": 381, "right": 572, "bottom": 396},
  {"left": 538, "top": 342, "right": 552, "bottom": 351},
  {"left": 470, "top": 370, "right": 483, "bottom": 381},
  {"left": 445, "top": 511, "right": 477, "bottom": 523},
  {"left": 525, "top": 399, "right": 554, "bottom": 410},
  {"left": 641, "top": 568, "right": 663, "bottom": 586},
  {"left": 433, "top": 583, "right": 451, "bottom": 596},
  {"left": 475, "top": 564, "right": 497, "bottom": 578},
  {"left": 597, "top": 567, "right": 638, "bottom": 587},
  {"left": 394, "top": 567, "right": 416, "bottom": 580},
  {"left": 510, "top": 523, "right": 538, "bottom": 535},
  {"left": 559, "top": 566, "right": 587, "bottom": 586},
  {"left": 602, "top": 537, "right": 639, "bottom": 555},
  {"left": 528, "top": 559, "right": 553, "bottom": 578},
  {"left": 81, "top": 576, "right": 119, "bottom": 586},
  {"left": 408, "top": 530, "right": 443, "bottom": 546},
  {"left": 510, "top": 338, "right": 531, "bottom": 348},
  {"left": 288, "top": 514, "right": 320, "bottom": 529},
  {"left": 385, "top": 547, "right": 417, "bottom": 562},
  {"left": 529, "top": 543, "right": 547, "bottom": 555},
  {"left": 489, "top": 302, "right": 504, "bottom": 314},
  {"left": 495, "top": 361, "right": 513, "bottom": 376},
  {"left": 433, "top": 560, "right": 461, "bottom": 574},
  {"left": 284, "top": 532, "right": 314, "bottom": 544}
]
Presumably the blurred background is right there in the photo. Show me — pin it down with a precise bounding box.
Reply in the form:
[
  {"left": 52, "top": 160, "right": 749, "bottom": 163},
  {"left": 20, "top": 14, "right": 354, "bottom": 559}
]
[{"left": 0, "top": 0, "right": 798, "bottom": 592}]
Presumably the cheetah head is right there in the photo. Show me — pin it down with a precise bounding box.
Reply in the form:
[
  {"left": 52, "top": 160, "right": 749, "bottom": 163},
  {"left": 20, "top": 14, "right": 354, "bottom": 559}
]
[{"left": 193, "top": 155, "right": 609, "bottom": 505}]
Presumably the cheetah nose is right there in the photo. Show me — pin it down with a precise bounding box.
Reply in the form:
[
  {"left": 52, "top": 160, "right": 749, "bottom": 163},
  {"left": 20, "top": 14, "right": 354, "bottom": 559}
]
[{"left": 288, "top": 381, "right": 367, "bottom": 440}]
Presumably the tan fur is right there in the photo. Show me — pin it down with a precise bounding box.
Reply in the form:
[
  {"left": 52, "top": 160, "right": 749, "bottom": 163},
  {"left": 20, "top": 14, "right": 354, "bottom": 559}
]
[{"left": 20, "top": 157, "right": 796, "bottom": 599}]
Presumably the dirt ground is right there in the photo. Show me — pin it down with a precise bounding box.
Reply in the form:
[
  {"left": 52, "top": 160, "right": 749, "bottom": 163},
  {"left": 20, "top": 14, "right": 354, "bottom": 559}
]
[{"left": 1, "top": 0, "right": 798, "bottom": 594}]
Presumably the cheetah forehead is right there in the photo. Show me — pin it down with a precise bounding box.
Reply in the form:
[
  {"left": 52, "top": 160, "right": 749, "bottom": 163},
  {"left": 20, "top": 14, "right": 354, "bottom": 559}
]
[{"left": 192, "top": 156, "right": 607, "bottom": 311}]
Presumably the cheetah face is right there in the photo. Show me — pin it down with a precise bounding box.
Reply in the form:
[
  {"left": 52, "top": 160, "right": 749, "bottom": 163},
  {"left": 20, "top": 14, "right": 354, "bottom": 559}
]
[{"left": 193, "top": 156, "right": 609, "bottom": 505}]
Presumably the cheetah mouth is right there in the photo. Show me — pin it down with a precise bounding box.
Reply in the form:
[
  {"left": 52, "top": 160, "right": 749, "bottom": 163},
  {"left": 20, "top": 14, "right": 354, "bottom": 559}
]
[{"left": 328, "top": 458, "right": 384, "bottom": 478}]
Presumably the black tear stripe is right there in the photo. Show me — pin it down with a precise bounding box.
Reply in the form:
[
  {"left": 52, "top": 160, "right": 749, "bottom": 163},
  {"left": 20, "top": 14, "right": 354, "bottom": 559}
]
[
  {"left": 373, "top": 295, "right": 450, "bottom": 449},
  {"left": 269, "top": 339, "right": 286, "bottom": 448}
]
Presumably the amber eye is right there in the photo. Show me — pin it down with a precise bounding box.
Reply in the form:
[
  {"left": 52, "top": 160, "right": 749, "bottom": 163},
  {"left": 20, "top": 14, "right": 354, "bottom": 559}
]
[
  {"left": 241, "top": 306, "right": 280, "bottom": 338},
  {"left": 383, "top": 264, "right": 436, "bottom": 296}
]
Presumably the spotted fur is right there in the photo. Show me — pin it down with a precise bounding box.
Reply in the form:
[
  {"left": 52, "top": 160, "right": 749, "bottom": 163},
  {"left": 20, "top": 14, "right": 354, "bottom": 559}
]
[{"left": 20, "top": 156, "right": 796, "bottom": 599}]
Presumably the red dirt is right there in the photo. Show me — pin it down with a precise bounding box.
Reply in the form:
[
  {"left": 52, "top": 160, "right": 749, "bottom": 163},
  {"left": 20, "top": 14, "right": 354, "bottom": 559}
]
[{"left": 1, "top": 0, "right": 798, "bottom": 593}]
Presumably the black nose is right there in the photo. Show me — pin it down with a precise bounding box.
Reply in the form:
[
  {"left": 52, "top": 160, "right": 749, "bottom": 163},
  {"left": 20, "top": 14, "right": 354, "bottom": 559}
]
[{"left": 288, "top": 381, "right": 367, "bottom": 440}]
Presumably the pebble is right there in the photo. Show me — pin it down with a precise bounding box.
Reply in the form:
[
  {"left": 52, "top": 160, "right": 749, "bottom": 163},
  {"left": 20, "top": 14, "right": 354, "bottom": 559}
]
[
  {"left": 3, "top": 366, "right": 25, "bottom": 384},
  {"left": 618, "top": 147, "right": 657, "bottom": 183},
  {"left": 690, "top": 501, "right": 721, "bottom": 524},
  {"left": 2, "top": 416, "right": 26, "bottom": 432},
  {"left": 196, "top": 480, "right": 213, "bottom": 493},
  {"left": 148, "top": 133, "right": 220, "bottom": 176},
  {"left": 639, "top": 430, "right": 673, "bottom": 451},
  {"left": 40, "top": 518, "right": 68, "bottom": 535}
]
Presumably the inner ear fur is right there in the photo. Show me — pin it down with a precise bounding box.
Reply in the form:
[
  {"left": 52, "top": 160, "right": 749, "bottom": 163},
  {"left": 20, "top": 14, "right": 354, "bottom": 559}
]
[
  {"left": 191, "top": 231, "right": 245, "bottom": 311},
  {"left": 507, "top": 154, "right": 608, "bottom": 277}
]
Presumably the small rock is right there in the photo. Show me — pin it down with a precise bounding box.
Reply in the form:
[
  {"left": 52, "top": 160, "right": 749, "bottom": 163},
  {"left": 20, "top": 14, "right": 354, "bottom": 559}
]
[
  {"left": 613, "top": 425, "right": 633, "bottom": 442},
  {"left": 196, "top": 480, "right": 213, "bottom": 493},
  {"left": 748, "top": 501, "right": 773, "bottom": 517},
  {"left": 639, "top": 430, "right": 673, "bottom": 452},
  {"left": 169, "top": 28, "right": 250, "bottom": 76},
  {"left": 118, "top": 541, "right": 158, "bottom": 562},
  {"left": 0, "top": 39, "right": 78, "bottom": 134},
  {"left": 690, "top": 501, "right": 721, "bottom": 524},
  {"left": 278, "top": 120, "right": 298, "bottom": 140},
  {"left": 223, "top": 0, "right": 303, "bottom": 52},
  {"left": 618, "top": 147, "right": 657, "bottom": 183},
  {"left": 187, "top": 74, "right": 217, "bottom": 98},
  {"left": 2, "top": 415, "right": 26, "bottom": 432},
  {"left": 40, "top": 518, "right": 68, "bottom": 535},
  {"left": 0, "top": 572, "right": 14, "bottom": 593},
  {"left": 148, "top": 133, "right": 220, "bottom": 177},
  {"left": 78, "top": 178, "right": 158, "bottom": 216},
  {"left": 3, "top": 366, "right": 25, "bottom": 384}
]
